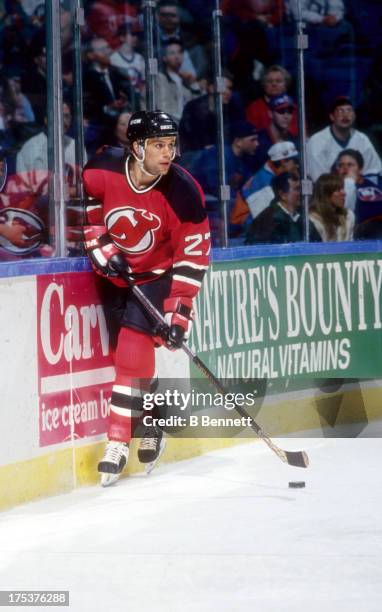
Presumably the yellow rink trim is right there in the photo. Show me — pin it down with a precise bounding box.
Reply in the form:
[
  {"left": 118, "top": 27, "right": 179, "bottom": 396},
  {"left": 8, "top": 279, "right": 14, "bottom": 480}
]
[
  {"left": 258, "top": 384, "right": 382, "bottom": 435},
  {"left": 0, "top": 436, "right": 248, "bottom": 513},
  {"left": 1, "top": 383, "right": 382, "bottom": 512}
]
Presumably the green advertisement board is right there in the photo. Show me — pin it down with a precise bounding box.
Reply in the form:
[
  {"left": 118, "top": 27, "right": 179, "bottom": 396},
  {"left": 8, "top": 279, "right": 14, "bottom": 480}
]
[{"left": 190, "top": 253, "right": 382, "bottom": 381}]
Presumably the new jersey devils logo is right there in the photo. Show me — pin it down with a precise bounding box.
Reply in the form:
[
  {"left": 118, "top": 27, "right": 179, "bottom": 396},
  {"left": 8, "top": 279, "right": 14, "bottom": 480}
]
[
  {"left": 0, "top": 207, "right": 44, "bottom": 254},
  {"left": 105, "top": 206, "right": 161, "bottom": 254}
]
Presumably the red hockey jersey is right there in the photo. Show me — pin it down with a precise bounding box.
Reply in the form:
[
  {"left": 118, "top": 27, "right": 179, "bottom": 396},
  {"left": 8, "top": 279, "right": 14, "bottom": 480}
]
[{"left": 82, "top": 146, "right": 211, "bottom": 299}]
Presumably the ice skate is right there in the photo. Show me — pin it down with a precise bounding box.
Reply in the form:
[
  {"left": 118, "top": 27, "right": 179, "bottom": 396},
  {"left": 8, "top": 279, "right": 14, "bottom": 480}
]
[
  {"left": 144, "top": 437, "right": 166, "bottom": 475},
  {"left": 98, "top": 441, "right": 129, "bottom": 487},
  {"left": 138, "top": 425, "right": 166, "bottom": 473}
]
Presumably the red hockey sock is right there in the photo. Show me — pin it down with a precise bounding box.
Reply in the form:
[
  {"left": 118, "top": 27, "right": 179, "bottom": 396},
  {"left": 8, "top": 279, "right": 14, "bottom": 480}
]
[{"left": 108, "top": 326, "right": 155, "bottom": 442}]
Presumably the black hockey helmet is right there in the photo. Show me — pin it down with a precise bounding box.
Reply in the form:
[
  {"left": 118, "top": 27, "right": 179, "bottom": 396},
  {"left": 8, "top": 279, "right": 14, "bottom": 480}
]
[{"left": 126, "top": 110, "right": 178, "bottom": 145}]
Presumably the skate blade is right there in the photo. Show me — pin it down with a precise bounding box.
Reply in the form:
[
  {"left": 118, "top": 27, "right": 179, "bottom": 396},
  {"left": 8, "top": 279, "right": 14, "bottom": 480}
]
[
  {"left": 100, "top": 472, "right": 121, "bottom": 487},
  {"left": 145, "top": 438, "right": 166, "bottom": 475}
]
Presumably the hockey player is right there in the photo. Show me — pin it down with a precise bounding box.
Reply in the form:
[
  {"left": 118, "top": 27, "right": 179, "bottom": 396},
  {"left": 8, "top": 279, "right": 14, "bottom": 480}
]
[{"left": 82, "top": 110, "right": 210, "bottom": 485}]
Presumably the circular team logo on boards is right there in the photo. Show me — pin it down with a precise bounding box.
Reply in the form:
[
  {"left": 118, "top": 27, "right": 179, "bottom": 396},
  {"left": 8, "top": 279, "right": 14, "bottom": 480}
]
[
  {"left": 105, "top": 206, "right": 161, "bottom": 254},
  {"left": 0, "top": 207, "right": 45, "bottom": 254}
]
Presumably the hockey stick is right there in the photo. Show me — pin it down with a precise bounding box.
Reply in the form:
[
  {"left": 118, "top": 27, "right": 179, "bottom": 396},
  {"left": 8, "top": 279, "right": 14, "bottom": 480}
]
[{"left": 110, "top": 258, "right": 309, "bottom": 468}]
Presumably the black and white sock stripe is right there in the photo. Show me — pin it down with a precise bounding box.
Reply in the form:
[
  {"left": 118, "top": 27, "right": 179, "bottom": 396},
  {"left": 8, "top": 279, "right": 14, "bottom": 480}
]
[{"left": 110, "top": 384, "right": 144, "bottom": 418}]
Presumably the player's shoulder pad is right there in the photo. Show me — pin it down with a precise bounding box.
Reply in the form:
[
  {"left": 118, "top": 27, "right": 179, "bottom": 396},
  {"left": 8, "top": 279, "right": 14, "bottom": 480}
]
[
  {"left": 83, "top": 146, "right": 126, "bottom": 175},
  {"left": 159, "top": 163, "right": 207, "bottom": 223}
]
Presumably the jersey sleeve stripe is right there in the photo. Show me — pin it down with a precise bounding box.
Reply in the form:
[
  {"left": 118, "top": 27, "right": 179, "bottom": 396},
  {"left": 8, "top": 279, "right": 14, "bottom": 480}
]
[
  {"left": 173, "top": 260, "right": 209, "bottom": 270},
  {"left": 171, "top": 266, "right": 206, "bottom": 283},
  {"left": 172, "top": 274, "right": 202, "bottom": 287}
]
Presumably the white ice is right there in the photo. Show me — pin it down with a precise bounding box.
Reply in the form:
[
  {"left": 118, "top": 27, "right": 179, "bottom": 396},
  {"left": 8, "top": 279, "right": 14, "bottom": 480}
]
[{"left": 0, "top": 427, "right": 382, "bottom": 611}]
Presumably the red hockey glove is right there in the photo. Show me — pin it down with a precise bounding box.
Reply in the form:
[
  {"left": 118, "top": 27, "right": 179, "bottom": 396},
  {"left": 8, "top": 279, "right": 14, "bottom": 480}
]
[
  {"left": 83, "top": 227, "right": 124, "bottom": 278},
  {"left": 163, "top": 297, "right": 194, "bottom": 349}
]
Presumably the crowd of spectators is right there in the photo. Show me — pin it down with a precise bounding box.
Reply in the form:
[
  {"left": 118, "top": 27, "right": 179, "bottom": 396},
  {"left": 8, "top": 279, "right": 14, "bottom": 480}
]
[{"left": 0, "top": 0, "right": 381, "bottom": 257}]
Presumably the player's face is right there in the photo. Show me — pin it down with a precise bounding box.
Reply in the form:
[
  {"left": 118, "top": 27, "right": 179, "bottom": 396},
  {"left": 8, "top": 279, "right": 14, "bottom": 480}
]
[{"left": 144, "top": 137, "right": 177, "bottom": 175}]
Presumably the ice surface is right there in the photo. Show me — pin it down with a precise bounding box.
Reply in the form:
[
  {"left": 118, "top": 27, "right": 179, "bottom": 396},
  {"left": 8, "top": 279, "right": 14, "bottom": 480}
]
[{"left": 0, "top": 427, "right": 382, "bottom": 611}]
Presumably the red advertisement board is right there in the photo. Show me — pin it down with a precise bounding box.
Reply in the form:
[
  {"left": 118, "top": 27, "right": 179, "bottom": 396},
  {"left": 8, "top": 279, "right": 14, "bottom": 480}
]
[{"left": 37, "top": 272, "right": 114, "bottom": 446}]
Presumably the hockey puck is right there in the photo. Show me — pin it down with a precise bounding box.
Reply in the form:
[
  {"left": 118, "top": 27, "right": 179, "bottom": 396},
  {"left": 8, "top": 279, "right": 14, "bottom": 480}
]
[{"left": 288, "top": 481, "right": 306, "bottom": 488}]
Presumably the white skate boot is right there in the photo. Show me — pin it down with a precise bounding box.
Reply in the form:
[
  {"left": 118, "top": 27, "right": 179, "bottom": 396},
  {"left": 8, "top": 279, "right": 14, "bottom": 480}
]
[{"left": 98, "top": 441, "right": 129, "bottom": 487}]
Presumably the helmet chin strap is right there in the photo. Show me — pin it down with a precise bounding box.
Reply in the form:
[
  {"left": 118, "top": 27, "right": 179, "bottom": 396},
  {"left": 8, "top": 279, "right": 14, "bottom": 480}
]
[
  {"left": 138, "top": 160, "right": 160, "bottom": 178},
  {"left": 131, "top": 139, "right": 160, "bottom": 178}
]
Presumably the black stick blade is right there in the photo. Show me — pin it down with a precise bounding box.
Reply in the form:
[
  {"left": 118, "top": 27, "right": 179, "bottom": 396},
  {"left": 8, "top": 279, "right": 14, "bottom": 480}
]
[{"left": 285, "top": 450, "right": 309, "bottom": 468}]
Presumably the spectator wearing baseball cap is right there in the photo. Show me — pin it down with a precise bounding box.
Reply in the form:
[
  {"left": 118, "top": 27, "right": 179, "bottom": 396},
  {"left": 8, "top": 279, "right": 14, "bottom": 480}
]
[
  {"left": 306, "top": 95, "right": 382, "bottom": 182},
  {"left": 246, "top": 65, "right": 298, "bottom": 136},
  {"left": 253, "top": 94, "right": 298, "bottom": 170},
  {"left": 329, "top": 95, "right": 352, "bottom": 114},
  {"left": 231, "top": 141, "right": 300, "bottom": 229},
  {"left": 268, "top": 141, "right": 299, "bottom": 162},
  {"left": 268, "top": 94, "right": 295, "bottom": 113},
  {"left": 229, "top": 120, "right": 258, "bottom": 142},
  {"left": 190, "top": 121, "right": 259, "bottom": 199},
  {"left": 189, "top": 120, "right": 259, "bottom": 245}
]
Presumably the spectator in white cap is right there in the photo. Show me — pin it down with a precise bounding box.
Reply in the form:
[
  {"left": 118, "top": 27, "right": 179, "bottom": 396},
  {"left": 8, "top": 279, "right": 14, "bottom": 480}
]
[{"left": 231, "top": 140, "right": 299, "bottom": 228}]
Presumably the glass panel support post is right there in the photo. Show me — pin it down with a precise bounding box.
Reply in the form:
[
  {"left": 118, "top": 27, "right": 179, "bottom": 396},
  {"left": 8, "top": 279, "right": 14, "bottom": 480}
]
[{"left": 46, "top": 0, "right": 66, "bottom": 257}]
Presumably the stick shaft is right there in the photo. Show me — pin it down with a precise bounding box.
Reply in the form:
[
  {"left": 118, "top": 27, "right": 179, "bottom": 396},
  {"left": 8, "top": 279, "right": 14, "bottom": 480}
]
[{"left": 126, "top": 281, "right": 308, "bottom": 468}]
